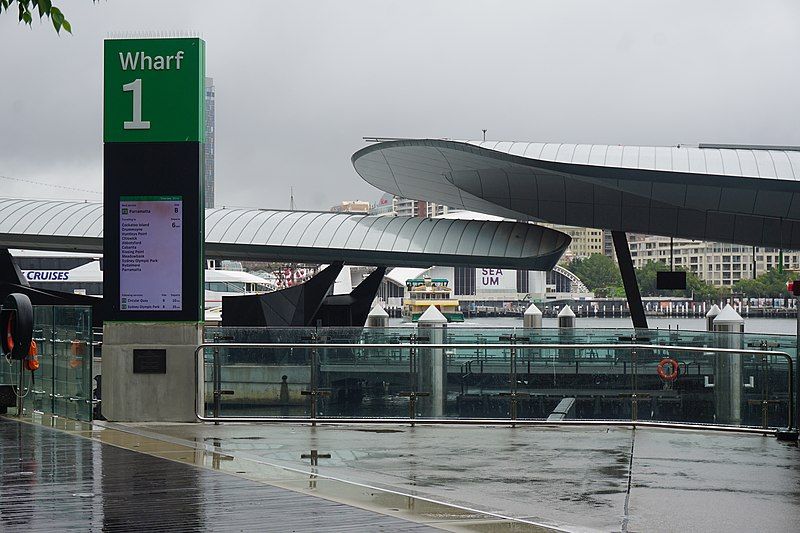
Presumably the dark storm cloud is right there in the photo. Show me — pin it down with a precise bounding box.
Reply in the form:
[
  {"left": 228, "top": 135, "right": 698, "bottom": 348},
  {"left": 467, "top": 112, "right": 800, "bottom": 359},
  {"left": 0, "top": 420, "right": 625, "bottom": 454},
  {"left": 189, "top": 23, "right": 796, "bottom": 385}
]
[{"left": 1, "top": 0, "right": 798, "bottom": 208}]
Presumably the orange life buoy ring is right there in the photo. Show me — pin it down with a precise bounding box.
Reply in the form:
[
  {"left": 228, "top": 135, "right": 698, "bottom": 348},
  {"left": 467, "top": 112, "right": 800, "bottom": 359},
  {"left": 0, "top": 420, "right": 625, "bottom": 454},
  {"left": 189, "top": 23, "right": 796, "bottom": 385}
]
[
  {"left": 69, "top": 340, "right": 85, "bottom": 368},
  {"left": 25, "top": 339, "right": 39, "bottom": 372},
  {"left": 5, "top": 314, "right": 14, "bottom": 352},
  {"left": 70, "top": 339, "right": 85, "bottom": 356},
  {"left": 657, "top": 358, "right": 680, "bottom": 382}
]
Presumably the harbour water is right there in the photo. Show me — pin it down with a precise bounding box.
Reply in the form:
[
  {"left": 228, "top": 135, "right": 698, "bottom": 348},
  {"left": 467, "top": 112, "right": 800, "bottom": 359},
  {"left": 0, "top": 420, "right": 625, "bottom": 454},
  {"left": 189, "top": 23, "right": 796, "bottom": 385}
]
[{"left": 390, "top": 316, "right": 798, "bottom": 335}]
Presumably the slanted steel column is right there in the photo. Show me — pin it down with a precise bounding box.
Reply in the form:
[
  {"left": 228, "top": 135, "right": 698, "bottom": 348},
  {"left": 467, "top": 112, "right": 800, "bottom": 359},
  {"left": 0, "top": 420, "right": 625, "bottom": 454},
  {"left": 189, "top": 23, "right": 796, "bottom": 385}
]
[{"left": 612, "top": 231, "right": 648, "bottom": 329}]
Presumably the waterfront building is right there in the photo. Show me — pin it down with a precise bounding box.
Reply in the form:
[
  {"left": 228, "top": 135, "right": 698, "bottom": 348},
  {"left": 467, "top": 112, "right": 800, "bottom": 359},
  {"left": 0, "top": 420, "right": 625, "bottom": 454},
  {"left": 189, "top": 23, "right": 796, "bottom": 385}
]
[
  {"left": 369, "top": 194, "right": 461, "bottom": 218},
  {"left": 378, "top": 265, "right": 546, "bottom": 313},
  {"left": 541, "top": 224, "right": 608, "bottom": 262},
  {"left": 628, "top": 234, "right": 800, "bottom": 286},
  {"left": 204, "top": 77, "right": 215, "bottom": 208},
  {"left": 369, "top": 193, "right": 395, "bottom": 215},
  {"left": 375, "top": 263, "right": 592, "bottom": 313},
  {"left": 330, "top": 200, "right": 371, "bottom": 213}
]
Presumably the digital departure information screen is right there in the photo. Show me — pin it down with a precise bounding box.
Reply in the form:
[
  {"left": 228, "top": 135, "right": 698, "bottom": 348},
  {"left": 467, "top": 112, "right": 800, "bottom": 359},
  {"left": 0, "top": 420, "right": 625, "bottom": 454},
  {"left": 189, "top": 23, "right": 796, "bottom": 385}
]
[{"left": 119, "top": 195, "right": 183, "bottom": 311}]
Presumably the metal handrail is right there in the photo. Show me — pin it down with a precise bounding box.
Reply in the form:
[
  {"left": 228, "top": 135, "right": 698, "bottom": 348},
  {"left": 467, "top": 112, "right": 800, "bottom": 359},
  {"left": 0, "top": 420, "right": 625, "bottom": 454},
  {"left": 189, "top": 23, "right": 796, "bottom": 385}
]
[{"left": 193, "top": 342, "right": 795, "bottom": 433}]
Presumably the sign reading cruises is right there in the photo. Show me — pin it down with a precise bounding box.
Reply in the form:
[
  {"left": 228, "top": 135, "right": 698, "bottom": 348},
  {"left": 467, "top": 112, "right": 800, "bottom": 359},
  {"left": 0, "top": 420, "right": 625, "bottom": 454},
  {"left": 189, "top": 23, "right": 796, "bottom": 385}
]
[{"left": 119, "top": 196, "right": 183, "bottom": 311}]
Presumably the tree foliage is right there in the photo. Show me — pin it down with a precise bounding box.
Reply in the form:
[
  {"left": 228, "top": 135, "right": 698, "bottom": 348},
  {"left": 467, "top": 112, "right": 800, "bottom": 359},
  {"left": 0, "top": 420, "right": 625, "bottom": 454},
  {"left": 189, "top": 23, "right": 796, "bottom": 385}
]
[
  {"left": 633, "top": 260, "right": 724, "bottom": 300},
  {"left": 0, "top": 0, "right": 71, "bottom": 33},
  {"left": 733, "top": 267, "right": 796, "bottom": 298},
  {"left": 567, "top": 254, "right": 621, "bottom": 296},
  {"left": 565, "top": 255, "right": 726, "bottom": 300}
]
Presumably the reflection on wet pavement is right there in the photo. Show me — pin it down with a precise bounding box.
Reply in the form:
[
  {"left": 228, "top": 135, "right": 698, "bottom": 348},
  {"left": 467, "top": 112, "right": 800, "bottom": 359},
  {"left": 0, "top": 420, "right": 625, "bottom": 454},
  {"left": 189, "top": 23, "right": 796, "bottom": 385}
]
[
  {"left": 134, "top": 422, "right": 800, "bottom": 533},
  {"left": 6, "top": 411, "right": 798, "bottom": 532},
  {"left": 1, "top": 415, "right": 557, "bottom": 532}
]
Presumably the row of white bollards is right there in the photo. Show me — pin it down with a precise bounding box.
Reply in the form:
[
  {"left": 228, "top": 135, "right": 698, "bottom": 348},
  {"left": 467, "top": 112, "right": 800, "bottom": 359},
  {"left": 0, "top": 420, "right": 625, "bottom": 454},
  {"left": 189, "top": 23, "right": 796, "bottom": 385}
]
[
  {"left": 705, "top": 303, "right": 745, "bottom": 333},
  {"left": 366, "top": 301, "right": 748, "bottom": 332},
  {"left": 524, "top": 303, "right": 576, "bottom": 328}
]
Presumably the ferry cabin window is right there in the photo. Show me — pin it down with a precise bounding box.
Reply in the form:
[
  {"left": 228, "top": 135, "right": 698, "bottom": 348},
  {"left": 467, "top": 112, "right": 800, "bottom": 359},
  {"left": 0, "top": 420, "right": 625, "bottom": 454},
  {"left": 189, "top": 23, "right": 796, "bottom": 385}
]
[{"left": 205, "top": 282, "right": 248, "bottom": 293}]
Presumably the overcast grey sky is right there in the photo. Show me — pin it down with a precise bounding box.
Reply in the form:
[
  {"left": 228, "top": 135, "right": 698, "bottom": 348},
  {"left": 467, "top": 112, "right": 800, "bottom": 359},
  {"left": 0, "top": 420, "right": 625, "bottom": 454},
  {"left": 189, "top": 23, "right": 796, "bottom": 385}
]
[{"left": 1, "top": 1, "right": 798, "bottom": 209}]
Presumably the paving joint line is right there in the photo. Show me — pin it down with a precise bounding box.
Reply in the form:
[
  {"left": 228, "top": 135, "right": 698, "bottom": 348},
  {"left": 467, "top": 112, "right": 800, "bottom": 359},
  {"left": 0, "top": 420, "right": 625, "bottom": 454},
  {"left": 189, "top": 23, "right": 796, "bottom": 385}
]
[{"left": 621, "top": 427, "right": 636, "bottom": 533}]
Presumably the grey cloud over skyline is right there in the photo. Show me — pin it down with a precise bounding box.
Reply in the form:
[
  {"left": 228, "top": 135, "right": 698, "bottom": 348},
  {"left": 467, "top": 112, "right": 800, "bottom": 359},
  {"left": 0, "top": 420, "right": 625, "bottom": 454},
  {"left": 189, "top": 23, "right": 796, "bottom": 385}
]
[{"left": 1, "top": 0, "right": 798, "bottom": 209}]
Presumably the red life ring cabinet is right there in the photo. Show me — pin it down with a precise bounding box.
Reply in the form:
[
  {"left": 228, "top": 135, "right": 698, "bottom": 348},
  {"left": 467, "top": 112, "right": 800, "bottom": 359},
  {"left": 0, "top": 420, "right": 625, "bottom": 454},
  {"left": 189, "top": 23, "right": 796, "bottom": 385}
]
[{"left": 656, "top": 358, "right": 680, "bottom": 382}]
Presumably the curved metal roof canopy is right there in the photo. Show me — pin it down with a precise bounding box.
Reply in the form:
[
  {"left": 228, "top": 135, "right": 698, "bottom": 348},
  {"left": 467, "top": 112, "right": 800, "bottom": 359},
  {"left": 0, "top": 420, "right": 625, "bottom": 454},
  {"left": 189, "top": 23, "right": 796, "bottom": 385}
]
[
  {"left": 353, "top": 139, "right": 800, "bottom": 248},
  {"left": 0, "top": 198, "right": 570, "bottom": 270}
]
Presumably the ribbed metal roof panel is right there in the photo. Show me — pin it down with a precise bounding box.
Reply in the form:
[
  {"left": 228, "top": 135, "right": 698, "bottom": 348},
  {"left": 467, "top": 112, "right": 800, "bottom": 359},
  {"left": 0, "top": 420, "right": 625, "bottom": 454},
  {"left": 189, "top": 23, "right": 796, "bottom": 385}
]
[
  {"left": 457, "top": 139, "right": 800, "bottom": 179},
  {"left": 0, "top": 198, "right": 570, "bottom": 269},
  {"left": 352, "top": 139, "right": 800, "bottom": 249}
]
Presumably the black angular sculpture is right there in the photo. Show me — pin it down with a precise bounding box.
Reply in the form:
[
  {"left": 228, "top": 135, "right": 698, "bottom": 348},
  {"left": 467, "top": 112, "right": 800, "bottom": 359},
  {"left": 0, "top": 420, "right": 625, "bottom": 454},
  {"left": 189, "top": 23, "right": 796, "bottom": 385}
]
[
  {"left": 313, "top": 266, "right": 387, "bottom": 327},
  {"left": 222, "top": 263, "right": 343, "bottom": 327}
]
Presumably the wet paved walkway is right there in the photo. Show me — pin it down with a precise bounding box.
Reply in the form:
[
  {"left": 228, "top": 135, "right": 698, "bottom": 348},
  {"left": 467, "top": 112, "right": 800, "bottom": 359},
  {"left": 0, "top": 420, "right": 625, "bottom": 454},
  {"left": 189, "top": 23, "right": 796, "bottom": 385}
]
[
  {"left": 4, "top": 415, "right": 798, "bottom": 532},
  {"left": 0, "top": 417, "right": 505, "bottom": 532},
  {"left": 136, "top": 423, "right": 800, "bottom": 533}
]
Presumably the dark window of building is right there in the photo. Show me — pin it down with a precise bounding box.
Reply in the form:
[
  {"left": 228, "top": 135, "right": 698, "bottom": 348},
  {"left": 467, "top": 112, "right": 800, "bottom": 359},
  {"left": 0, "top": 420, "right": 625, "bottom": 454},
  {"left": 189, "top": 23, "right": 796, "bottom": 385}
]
[
  {"left": 377, "top": 279, "right": 404, "bottom": 302},
  {"left": 454, "top": 267, "right": 475, "bottom": 296},
  {"left": 516, "top": 269, "right": 529, "bottom": 293}
]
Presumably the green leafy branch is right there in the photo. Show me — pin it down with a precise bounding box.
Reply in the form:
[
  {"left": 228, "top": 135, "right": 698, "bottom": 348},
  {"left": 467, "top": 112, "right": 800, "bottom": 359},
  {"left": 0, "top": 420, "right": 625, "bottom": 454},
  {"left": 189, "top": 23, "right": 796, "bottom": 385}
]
[{"left": 0, "top": 0, "right": 72, "bottom": 34}]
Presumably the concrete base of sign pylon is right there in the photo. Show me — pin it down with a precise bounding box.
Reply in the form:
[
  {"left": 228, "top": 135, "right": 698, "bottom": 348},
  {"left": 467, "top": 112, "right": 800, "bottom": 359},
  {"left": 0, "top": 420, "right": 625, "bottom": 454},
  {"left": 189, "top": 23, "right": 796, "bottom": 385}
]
[{"left": 102, "top": 322, "right": 203, "bottom": 422}]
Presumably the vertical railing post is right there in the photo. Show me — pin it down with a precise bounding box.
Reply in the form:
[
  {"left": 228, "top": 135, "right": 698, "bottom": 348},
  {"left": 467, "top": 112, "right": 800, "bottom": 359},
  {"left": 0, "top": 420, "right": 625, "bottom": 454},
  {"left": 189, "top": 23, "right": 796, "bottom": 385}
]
[
  {"left": 309, "top": 331, "right": 319, "bottom": 425},
  {"left": 399, "top": 334, "right": 428, "bottom": 426},
  {"left": 301, "top": 331, "right": 330, "bottom": 427},
  {"left": 51, "top": 305, "right": 55, "bottom": 416},
  {"left": 212, "top": 333, "right": 221, "bottom": 425},
  {"left": 762, "top": 352, "right": 770, "bottom": 430},
  {"left": 210, "top": 332, "right": 235, "bottom": 424},
  {"left": 796, "top": 294, "right": 799, "bottom": 434},
  {"left": 409, "top": 333, "right": 417, "bottom": 397},
  {"left": 408, "top": 334, "right": 418, "bottom": 425},
  {"left": 631, "top": 345, "right": 638, "bottom": 421},
  {"left": 499, "top": 334, "right": 530, "bottom": 427},
  {"left": 510, "top": 337, "right": 518, "bottom": 425}
]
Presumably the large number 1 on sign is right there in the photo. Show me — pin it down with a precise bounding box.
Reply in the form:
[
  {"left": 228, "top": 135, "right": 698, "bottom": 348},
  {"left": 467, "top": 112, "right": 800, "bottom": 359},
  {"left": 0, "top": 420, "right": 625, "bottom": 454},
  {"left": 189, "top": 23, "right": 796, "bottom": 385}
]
[{"left": 122, "top": 79, "right": 151, "bottom": 130}]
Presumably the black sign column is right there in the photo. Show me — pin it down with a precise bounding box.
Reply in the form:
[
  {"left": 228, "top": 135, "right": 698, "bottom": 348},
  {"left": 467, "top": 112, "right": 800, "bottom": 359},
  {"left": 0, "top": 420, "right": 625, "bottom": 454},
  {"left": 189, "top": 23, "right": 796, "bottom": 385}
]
[{"left": 102, "top": 37, "right": 205, "bottom": 421}]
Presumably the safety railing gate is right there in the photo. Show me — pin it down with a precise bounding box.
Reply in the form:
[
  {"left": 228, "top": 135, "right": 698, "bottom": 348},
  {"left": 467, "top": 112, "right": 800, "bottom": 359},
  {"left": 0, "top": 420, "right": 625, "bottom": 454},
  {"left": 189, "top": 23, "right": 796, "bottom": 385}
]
[{"left": 195, "top": 342, "right": 796, "bottom": 437}]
